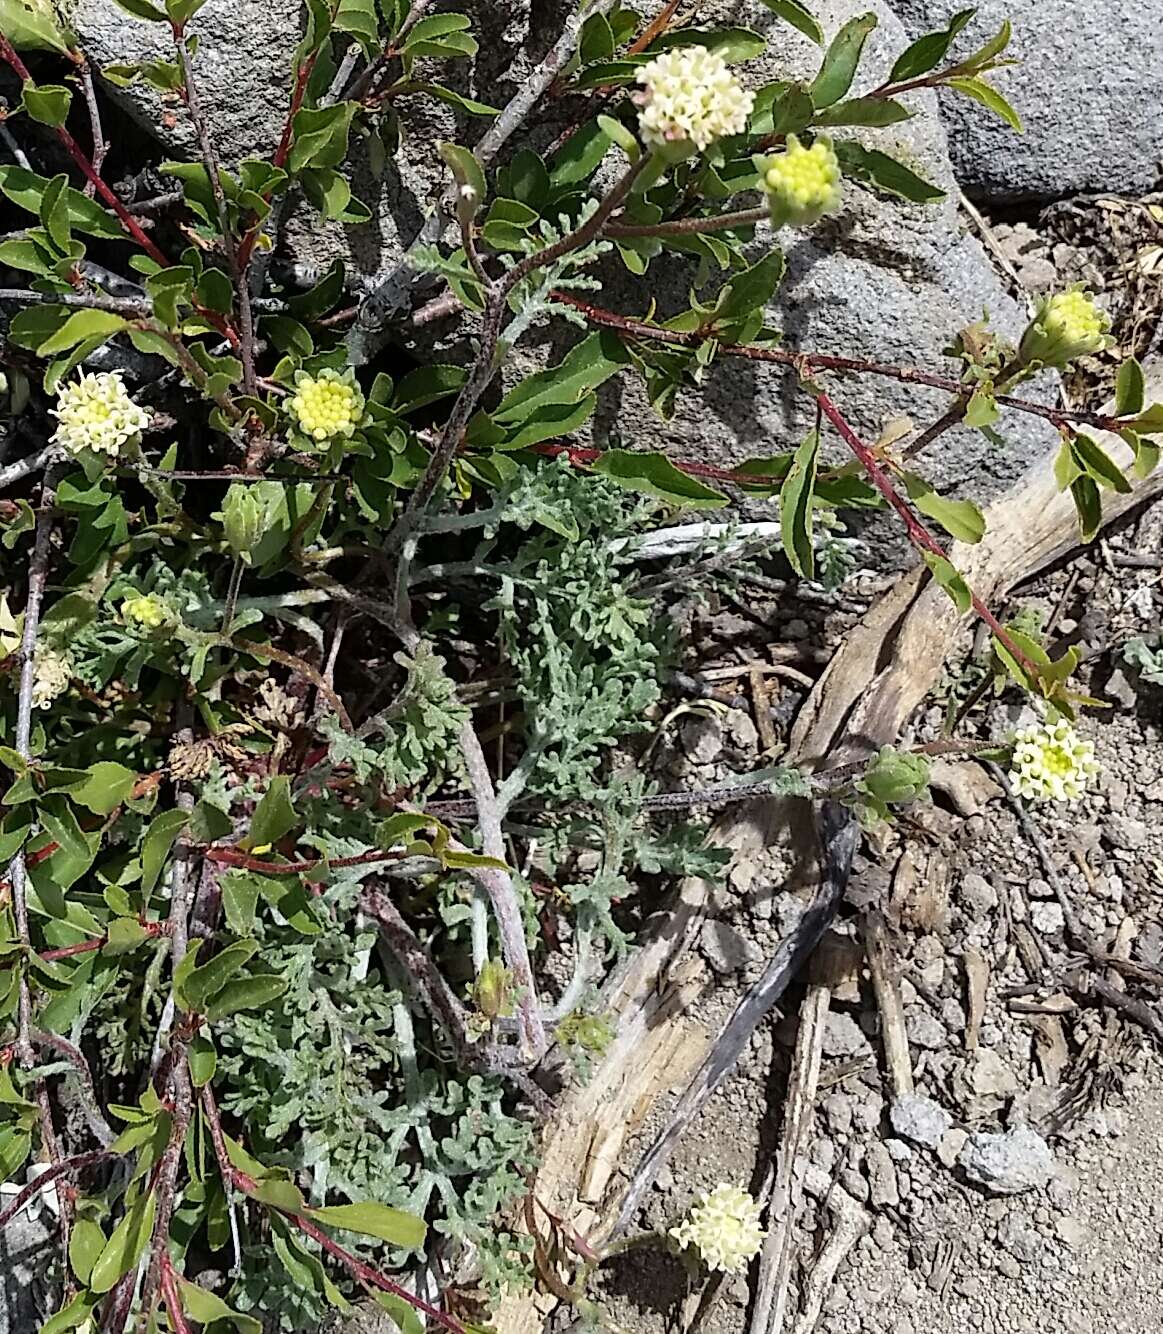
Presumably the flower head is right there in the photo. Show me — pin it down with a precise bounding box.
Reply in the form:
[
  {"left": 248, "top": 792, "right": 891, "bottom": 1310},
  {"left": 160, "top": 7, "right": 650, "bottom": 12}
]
[
  {"left": 758, "top": 134, "right": 842, "bottom": 228},
  {"left": 669, "top": 1184, "right": 765, "bottom": 1273},
  {"left": 122, "top": 594, "right": 169, "bottom": 630},
  {"left": 31, "top": 648, "right": 72, "bottom": 709},
  {"left": 287, "top": 368, "right": 367, "bottom": 448},
  {"left": 52, "top": 371, "right": 149, "bottom": 459},
  {"left": 635, "top": 46, "right": 754, "bottom": 157},
  {"left": 1019, "top": 289, "right": 1112, "bottom": 369},
  {"left": 1009, "top": 716, "right": 1099, "bottom": 802}
]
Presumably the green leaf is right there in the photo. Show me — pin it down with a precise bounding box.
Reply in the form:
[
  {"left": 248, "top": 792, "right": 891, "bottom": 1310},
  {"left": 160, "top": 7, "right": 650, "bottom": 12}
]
[
  {"left": 221, "top": 870, "right": 261, "bottom": 936},
  {"left": 0, "top": 167, "right": 125, "bottom": 239},
  {"left": 243, "top": 776, "right": 297, "bottom": 850},
  {"left": 769, "top": 82, "right": 816, "bottom": 135},
  {"left": 22, "top": 83, "right": 72, "bottom": 127},
  {"left": 194, "top": 266, "right": 234, "bottom": 315},
  {"left": 287, "top": 258, "right": 345, "bottom": 322},
  {"left": 35, "top": 797, "right": 100, "bottom": 894},
  {"left": 833, "top": 140, "right": 945, "bottom": 203},
  {"left": 596, "top": 114, "right": 641, "bottom": 163},
  {"left": 188, "top": 1033, "right": 217, "bottom": 1087},
  {"left": 39, "top": 173, "right": 70, "bottom": 254},
  {"left": 371, "top": 1294, "right": 425, "bottom": 1334},
  {"left": 656, "top": 27, "right": 767, "bottom": 63},
  {"left": 889, "top": 7, "right": 975, "bottom": 82},
  {"left": 0, "top": 236, "right": 54, "bottom": 275},
  {"left": 73, "top": 761, "right": 136, "bottom": 816},
  {"left": 0, "top": 1127, "right": 31, "bottom": 1180},
  {"left": 176, "top": 939, "right": 259, "bottom": 1012},
  {"left": 1071, "top": 433, "right": 1131, "bottom": 493},
  {"left": 176, "top": 1278, "right": 261, "bottom": 1332},
  {"left": 306, "top": 1201, "right": 427, "bottom": 1250},
  {"left": 759, "top": 0, "right": 824, "bottom": 46},
  {"left": 414, "top": 82, "right": 498, "bottom": 116},
  {"left": 1053, "top": 438, "right": 1083, "bottom": 491},
  {"left": 40, "top": 1292, "right": 100, "bottom": 1334},
  {"left": 1069, "top": 473, "right": 1101, "bottom": 542},
  {"left": 780, "top": 429, "right": 820, "bottom": 578},
  {"left": 438, "top": 140, "right": 486, "bottom": 216},
  {"left": 1123, "top": 403, "right": 1163, "bottom": 435},
  {"left": 1125, "top": 430, "right": 1160, "bottom": 480},
  {"left": 899, "top": 470, "right": 985, "bottom": 542},
  {"left": 963, "top": 382, "right": 999, "bottom": 429},
  {"left": 812, "top": 95, "right": 912, "bottom": 127},
  {"left": 921, "top": 550, "right": 971, "bottom": 612},
  {"left": 141, "top": 808, "right": 190, "bottom": 896},
  {"left": 0, "top": 0, "right": 71, "bottom": 52},
  {"left": 287, "top": 103, "right": 357, "bottom": 173},
  {"left": 591, "top": 449, "right": 728, "bottom": 509},
  {"left": 69, "top": 1218, "right": 107, "bottom": 1287},
  {"left": 102, "top": 917, "right": 152, "bottom": 956},
  {"left": 205, "top": 972, "right": 289, "bottom": 1021},
  {"left": 35, "top": 309, "right": 128, "bottom": 356},
  {"left": 89, "top": 1190, "right": 157, "bottom": 1293},
  {"left": 962, "top": 17, "right": 1012, "bottom": 69},
  {"left": 334, "top": 0, "right": 380, "bottom": 54},
  {"left": 945, "top": 76, "right": 1022, "bottom": 133},
  {"left": 494, "top": 332, "right": 629, "bottom": 422},
  {"left": 403, "top": 12, "right": 477, "bottom": 59},
  {"left": 810, "top": 11, "right": 878, "bottom": 109},
  {"left": 706, "top": 250, "right": 785, "bottom": 322},
  {"left": 1116, "top": 356, "right": 1145, "bottom": 416},
  {"left": 300, "top": 167, "right": 371, "bottom": 223}
]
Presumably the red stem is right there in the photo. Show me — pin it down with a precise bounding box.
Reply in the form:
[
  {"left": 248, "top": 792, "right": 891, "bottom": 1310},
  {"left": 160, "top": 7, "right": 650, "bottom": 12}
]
[
  {"left": 290, "top": 1212, "right": 469, "bottom": 1334},
  {"left": 204, "top": 846, "right": 407, "bottom": 875},
  {"left": 160, "top": 1257, "right": 194, "bottom": 1334},
  {"left": 0, "top": 1151, "right": 116, "bottom": 1231},
  {"left": 814, "top": 390, "right": 1041, "bottom": 678},
  {"left": 554, "top": 294, "right": 1130, "bottom": 438},
  {"left": 0, "top": 35, "right": 169, "bottom": 267}
]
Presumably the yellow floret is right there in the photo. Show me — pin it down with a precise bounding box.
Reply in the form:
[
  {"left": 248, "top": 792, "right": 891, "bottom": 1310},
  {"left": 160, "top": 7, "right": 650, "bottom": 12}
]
[
  {"left": 52, "top": 371, "right": 150, "bottom": 459},
  {"left": 636, "top": 46, "right": 755, "bottom": 157},
  {"left": 758, "top": 134, "right": 842, "bottom": 228},
  {"left": 122, "top": 594, "right": 168, "bottom": 629},
  {"left": 669, "top": 1184, "right": 765, "bottom": 1274},
  {"left": 287, "top": 369, "right": 367, "bottom": 448},
  {"left": 1019, "top": 289, "right": 1112, "bottom": 368},
  {"left": 1009, "top": 717, "right": 1100, "bottom": 802}
]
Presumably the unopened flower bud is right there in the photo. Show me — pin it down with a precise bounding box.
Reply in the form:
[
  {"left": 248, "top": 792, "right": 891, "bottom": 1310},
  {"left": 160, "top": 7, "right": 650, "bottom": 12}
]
[
  {"left": 218, "top": 483, "right": 265, "bottom": 564},
  {"left": 1019, "top": 289, "right": 1112, "bottom": 369},
  {"left": 757, "top": 134, "right": 842, "bottom": 229},
  {"left": 122, "top": 593, "right": 168, "bottom": 629},
  {"left": 472, "top": 960, "right": 513, "bottom": 1021}
]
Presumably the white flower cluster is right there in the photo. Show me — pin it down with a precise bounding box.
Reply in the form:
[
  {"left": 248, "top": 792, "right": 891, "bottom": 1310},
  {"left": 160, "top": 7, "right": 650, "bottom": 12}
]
[
  {"left": 31, "top": 648, "right": 72, "bottom": 709},
  {"left": 1009, "top": 716, "right": 1100, "bottom": 802},
  {"left": 52, "top": 371, "right": 149, "bottom": 458},
  {"left": 636, "top": 46, "right": 754, "bottom": 154},
  {"left": 669, "top": 1183, "right": 765, "bottom": 1273}
]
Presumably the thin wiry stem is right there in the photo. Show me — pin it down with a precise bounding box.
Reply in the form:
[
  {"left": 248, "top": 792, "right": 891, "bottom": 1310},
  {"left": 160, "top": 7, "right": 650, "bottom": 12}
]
[
  {"left": 458, "top": 722, "right": 546, "bottom": 1061},
  {"left": 173, "top": 27, "right": 257, "bottom": 395},
  {"left": 78, "top": 60, "right": 107, "bottom": 193}
]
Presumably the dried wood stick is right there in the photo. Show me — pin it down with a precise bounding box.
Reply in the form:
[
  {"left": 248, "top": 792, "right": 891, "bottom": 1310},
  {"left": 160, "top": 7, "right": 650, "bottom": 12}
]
[
  {"left": 789, "top": 1187, "right": 870, "bottom": 1334},
  {"left": 861, "top": 912, "right": 913, "bottom": 1100},
  {"left": 749, "top": 980, "right": 832, "bottom": 1334}
]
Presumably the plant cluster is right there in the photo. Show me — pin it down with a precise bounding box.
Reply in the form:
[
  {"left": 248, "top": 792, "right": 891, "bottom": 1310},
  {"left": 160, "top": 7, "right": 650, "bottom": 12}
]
[{"left": 0, "top": 1, "right": 1157, "bottom": 1331}]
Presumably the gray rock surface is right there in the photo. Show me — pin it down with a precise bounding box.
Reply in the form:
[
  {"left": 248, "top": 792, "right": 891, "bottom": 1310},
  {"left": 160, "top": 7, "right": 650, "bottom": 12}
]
[
  {"left": 67, "top": 0, "right": 300, "bottom": 163},
  {"left": 699, "top": 920, "right": 760, "bottom": 974},
  {"left": 958, "top": 1124, "right": 1054, "bottom": 1194},
  {"left": 893, "top": 0, "right": 1163, "bottom": 202},
  {"left": 0, "top": 1196, "right": 54, "bottom": 1333},
  {"left": 890, "top": 1092, "right": 952, "bottom": 1149}
]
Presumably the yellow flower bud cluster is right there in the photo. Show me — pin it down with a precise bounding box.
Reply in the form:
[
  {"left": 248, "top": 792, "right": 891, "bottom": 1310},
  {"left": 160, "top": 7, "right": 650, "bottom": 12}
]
[
  {"left": 287, "top": 368, "right": 367, "bottom": 447},
  {"left": 669, "top": 1184, "right": 765, "bottom": 1273},
  {"left": 1019, "top": 289, "right": 1112, "bottom": 369},
  {"left": 122, "top": 594, "right": 168, "bottom": 629},
  {"left": 31, "top": 647, "right": 72, "bottom": 709},
  {"left": 757, "top": 134, "right": 842, "bottom": 228},
  {"left": 636, "top": 46, "right": 754, "bottom": 156},
  {"left": 1009, "top": 716, "right": 1099, "bottom": 802},
  {"left": 52, "top": 371, "right": 149, "bottom": 459}
]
